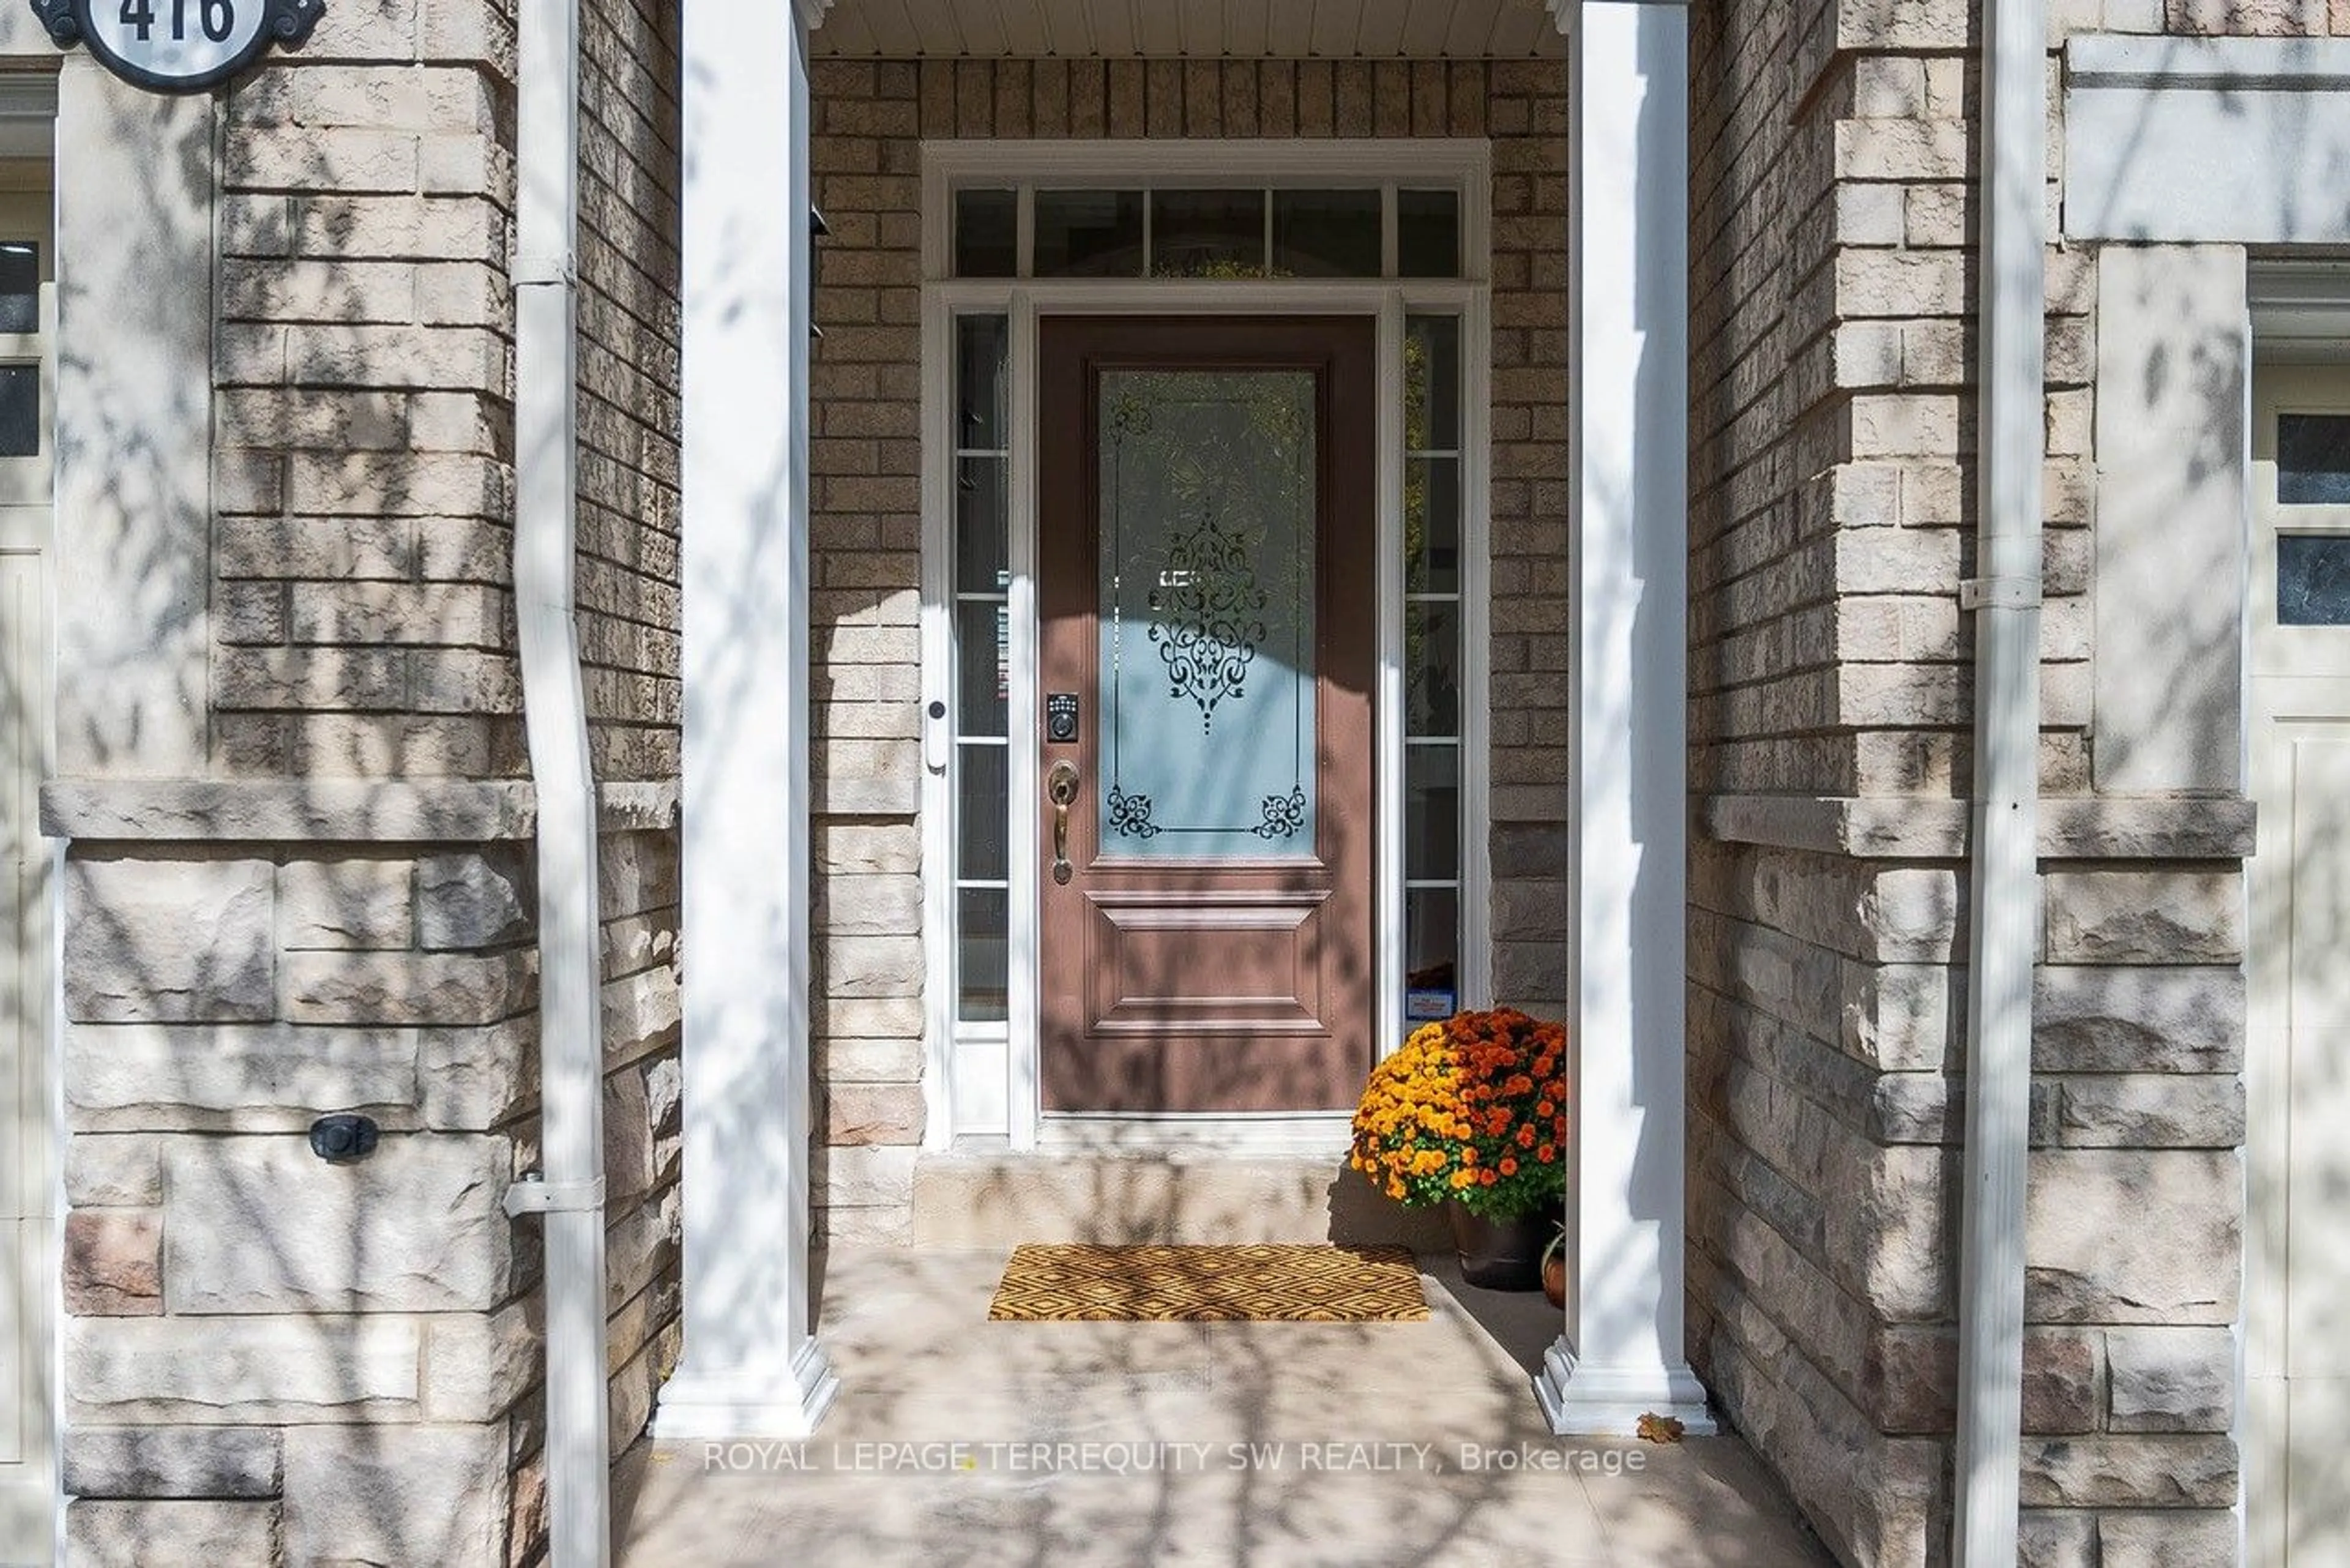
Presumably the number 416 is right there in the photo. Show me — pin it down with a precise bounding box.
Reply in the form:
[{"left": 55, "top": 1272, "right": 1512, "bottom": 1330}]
[{"left": 118, "top": 0, "right": 236, "bottom": 44}]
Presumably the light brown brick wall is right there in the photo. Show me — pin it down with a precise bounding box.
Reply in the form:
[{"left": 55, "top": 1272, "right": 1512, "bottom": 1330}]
[
  {"left": 804, "top": 58, "right": 1571, "bottom": 1240},
  {"left": 212, "top": 7, "right": 525, "bottom": 780},
  {"left": 577, "top": 0, "right": 684, "bottom": 785},
  {"left": 807, "top": 61, "right": 925, "bottom": 1245},
  {"left": 208, "top": 0, "right": 685, "bottom": 788},
  {"left": 1482, "top": 63, "right": 1574, "bottom": 1017}
]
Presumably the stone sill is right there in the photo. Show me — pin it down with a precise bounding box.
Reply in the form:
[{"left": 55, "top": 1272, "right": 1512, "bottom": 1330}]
[
  {"left": 1704, "top": 794, "right": 2256, "bottom": 862},
  {"left": 42, "top": 778, "right": 681, "bottom": 843}
]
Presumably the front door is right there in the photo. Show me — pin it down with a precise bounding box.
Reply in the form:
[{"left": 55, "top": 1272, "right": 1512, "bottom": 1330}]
[
  {"left": 2248, "top": 363, "right": 2350, "bottom": 1562},
  {"left": 1037, "top": 316, "right": 1376, "bottom": 1114}
]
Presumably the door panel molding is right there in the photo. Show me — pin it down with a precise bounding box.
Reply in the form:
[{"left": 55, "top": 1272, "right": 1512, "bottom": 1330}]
[{"left": 1086, "top": 889, "right": 1330, "bottom": 1036}]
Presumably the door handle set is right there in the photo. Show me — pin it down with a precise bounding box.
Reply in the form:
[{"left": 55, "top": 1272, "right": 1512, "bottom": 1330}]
[{"left": 1047, "top": 760, "right": 1080, "bottom": 885}]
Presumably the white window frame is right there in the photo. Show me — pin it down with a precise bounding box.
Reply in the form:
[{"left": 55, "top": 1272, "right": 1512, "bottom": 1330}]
[{"left": 917, "top": 139, "right": 1495, "bottom": 1151}]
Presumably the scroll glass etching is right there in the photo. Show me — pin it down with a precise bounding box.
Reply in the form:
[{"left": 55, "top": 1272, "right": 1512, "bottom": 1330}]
[{"left": 1098, "top": 369, "right": 1318, "bottom": 859}]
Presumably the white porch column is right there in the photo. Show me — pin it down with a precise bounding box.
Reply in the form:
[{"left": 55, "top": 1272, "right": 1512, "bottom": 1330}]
[
  {"left": 655, "top": 0, "right": 839, "bottom": 1440},
  {"left": 1537, "top": 0, "right": 1714, "bottom": 1436}
]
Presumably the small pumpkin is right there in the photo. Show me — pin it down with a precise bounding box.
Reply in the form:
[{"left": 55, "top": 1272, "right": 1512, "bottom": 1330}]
[{"left": 1540, "top": 1220, "right": 1567, "bottom": 1309}]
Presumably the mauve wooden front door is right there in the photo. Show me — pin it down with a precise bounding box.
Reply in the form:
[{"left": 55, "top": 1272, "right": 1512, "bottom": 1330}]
[{"left": 1039, "top": 316, "right": 1376, "bottom": 1114}]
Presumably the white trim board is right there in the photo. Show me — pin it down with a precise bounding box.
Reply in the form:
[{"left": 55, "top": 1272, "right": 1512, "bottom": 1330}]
[
  {"left": 1034, "top": 1114, "right": 1352, "bottom": 1156},
  {"left": 2064, "top": 35, "right": 2350, "bottom": 244},
  {"left": 916, "top": 140, "right": 1496, "bottom": 1149},
  {"left": 922, "top": 138, "right": 1494, "bottom": 194}
]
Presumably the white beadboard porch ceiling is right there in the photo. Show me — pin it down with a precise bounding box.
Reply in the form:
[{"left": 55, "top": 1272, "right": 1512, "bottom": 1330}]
[{"left": 811, "top": 0, "right": 1566, "bottom": 58}]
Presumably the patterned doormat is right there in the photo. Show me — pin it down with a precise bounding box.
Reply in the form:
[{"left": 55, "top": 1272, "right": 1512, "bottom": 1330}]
[{"left": 987, "top": 1243, "right": 1430, "bottom": 1322}]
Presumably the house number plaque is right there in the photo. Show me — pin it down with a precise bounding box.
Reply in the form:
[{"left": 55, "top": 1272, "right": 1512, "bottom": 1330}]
[{"left": 31, "top": 0, "right": 324, "bottom": 94}]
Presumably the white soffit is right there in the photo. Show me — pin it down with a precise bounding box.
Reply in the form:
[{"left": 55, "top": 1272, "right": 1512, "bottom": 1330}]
[
  {"left": 814, "top": 0, "right": 1565, "bottom": 58},
  {"left": 2065, "top": 35, "right": 2350, "bottom": 244},
  {"left": 2251, "top": 261, "right": 2350, "bottom": 362},
  {"left": 0, "top": 74, "right": 52, "bottom": 160}
]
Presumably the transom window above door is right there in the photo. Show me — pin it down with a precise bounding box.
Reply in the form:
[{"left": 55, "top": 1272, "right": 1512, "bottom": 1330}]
[{"left": 951, "top": 184, "right": 1464, "bottom": 280}]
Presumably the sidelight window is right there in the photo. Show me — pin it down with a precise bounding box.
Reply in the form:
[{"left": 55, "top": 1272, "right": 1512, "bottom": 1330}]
[
  {"left": 1403, "top": 314, "right": 1463, "bottom": 1018},
  {"left": 953, "top": 313, "right": 1012, "bottom": 1021}
]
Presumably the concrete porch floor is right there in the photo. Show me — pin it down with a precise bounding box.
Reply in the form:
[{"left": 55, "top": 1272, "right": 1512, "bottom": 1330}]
[{"left": 616, "top": 1247, "right": 1830, "bottom": 1566}]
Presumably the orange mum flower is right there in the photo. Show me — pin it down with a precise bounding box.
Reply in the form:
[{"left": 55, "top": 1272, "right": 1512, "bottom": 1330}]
[{"left": 1348, "top": 1008, "right": 1570, "bottom": 1219}]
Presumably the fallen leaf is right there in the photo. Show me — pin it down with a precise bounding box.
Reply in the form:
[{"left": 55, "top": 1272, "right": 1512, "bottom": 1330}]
[{"left": 1636, "top": 1413, "right": 1685, "bottom": 1444}]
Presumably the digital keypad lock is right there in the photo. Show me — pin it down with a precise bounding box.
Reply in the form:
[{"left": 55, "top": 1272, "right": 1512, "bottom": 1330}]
[{"left": 1045, "top": 692, "right": 1080, "bottom": 744}]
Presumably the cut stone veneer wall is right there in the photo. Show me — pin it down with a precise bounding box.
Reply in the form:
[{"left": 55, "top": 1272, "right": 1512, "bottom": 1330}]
[
  {"left": 598, "top": 819, "right": 684, "bottom": 1470},
  {"left": 805, "top": 56, "right": 1569, "bottom": 1239},
  {"left": 48, "top": 0, "right": 685, "bottom": 1561},
  {"left": 1686, "top": 0, "right": 2252, "bottom": 1562},
  {"left": 59, "top": 835, "right": 540, "bottom": 1567}
]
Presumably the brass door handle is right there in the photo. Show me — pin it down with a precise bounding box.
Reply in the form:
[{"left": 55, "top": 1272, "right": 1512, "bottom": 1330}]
[{"left": 1048, "top": 761, "right": 1080, "bottom": 885}]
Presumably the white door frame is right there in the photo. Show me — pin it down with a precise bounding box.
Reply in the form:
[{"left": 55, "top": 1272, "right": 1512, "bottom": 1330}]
[
  {"left": 2245, "top": 358, "right": 2350, "bottom": 1564},
  {"left": 0, "top": 99, "right": 58, "bottom": 1568},
  {"left": 914, "top": 141, "right": 1496, "bottom": 1152}
]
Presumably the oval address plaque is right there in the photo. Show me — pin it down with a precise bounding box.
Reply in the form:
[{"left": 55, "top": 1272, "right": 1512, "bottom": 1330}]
[{"left": 31, "top": 0, "right": 325, "bottom": 94}]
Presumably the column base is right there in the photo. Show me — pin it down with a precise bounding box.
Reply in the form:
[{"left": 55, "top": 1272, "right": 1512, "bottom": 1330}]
[
  {"left": 1535, "top": 1336, "right": 1717, "bottom": 1437},
  {"left": 652, "top": 1337, "right": 840, "bottom": 1441}
]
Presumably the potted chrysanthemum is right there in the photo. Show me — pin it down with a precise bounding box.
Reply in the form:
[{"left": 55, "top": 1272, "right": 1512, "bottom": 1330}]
[{"left": 1348, "top": 1007, "right": 1569, "bottom": 1291}]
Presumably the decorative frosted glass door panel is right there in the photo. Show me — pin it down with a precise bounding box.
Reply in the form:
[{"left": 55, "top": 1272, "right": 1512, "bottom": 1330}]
[
  {"left": 1099, "top": 370, "right": 1317, "bottom": 859},
  {"left": 1038, "top": 318, "right": 1375, "bottom": 1115}
]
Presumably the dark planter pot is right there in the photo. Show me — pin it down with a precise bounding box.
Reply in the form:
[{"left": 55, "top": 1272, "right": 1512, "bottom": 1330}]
[{"left": 1447, "top": 1201, "right": 1554, "bottom": 1292}]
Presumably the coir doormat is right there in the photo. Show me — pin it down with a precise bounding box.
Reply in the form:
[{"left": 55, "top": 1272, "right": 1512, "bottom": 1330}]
[{"left": 987, "top": 1242, "right": 1430, "bottom": 1323}]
